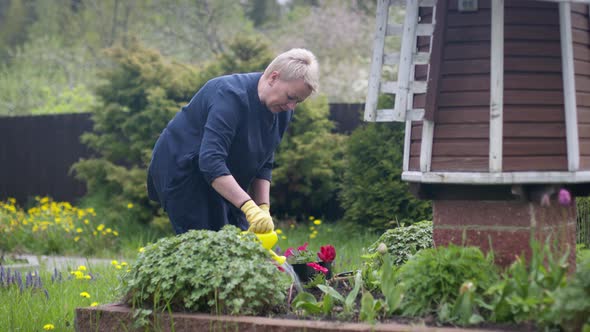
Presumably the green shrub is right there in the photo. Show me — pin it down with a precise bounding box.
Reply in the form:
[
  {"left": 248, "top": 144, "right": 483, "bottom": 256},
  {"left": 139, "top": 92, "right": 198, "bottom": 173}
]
[
  {"left": 339, "top": 122, "right": 432, "bottom": 230},
  {"left": 362, "top": 220, "right": 433, "bottom": 288},
  {"left": 122, "top": 226, "right": 290, "bottom": 315},
  {"left": 550, "top": 253, "right": 590, "bottom": 332},
  {"left": 392, "top": 244, "right": 499, "bottom": 321},
  {"left": 485, "top": 239, "right": 569, "bottom": 327},
  {"left": 272, "top": 95, "right": 347, "bottom": 219},
  {"left": 71, "top": 40, "right": 200, "bottom": 225}
]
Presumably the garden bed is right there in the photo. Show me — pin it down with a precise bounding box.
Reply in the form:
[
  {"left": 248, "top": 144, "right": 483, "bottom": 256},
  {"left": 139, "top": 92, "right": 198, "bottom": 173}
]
[{"left": 75, "top": 303, "right": 523, "bottom": 332}]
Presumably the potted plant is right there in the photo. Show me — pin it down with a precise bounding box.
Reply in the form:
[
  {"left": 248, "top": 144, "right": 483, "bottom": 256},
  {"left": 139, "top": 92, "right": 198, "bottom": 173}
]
[{"left": 285, "top": 243, "right": 336, "bottom": 282}]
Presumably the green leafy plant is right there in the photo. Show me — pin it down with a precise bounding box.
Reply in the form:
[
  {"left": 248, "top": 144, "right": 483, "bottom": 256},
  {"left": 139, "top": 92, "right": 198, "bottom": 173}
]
[
  {"left": 362, "top": 220, "right": 432, "bottom": 289},
  {"left": 484, "top": 238, "right": 569, "bottom": 327},
  {"left": 359, "top": 290, "right": 384, "bottom": 323},
  {"left": 339, "top": 121, "right": 432, "bottom": 230},
  {"left": 121, "top": 226, "right": 290, "bottom": 316},
  {"left": 391, "top": 244, "right": 499, "bottom": 323},
  {"left": 549, "top": 252, "right": 590, "bottom": 332},
  {"left": 291, "top": 270, "right": 363, "bottom": 319},
  {"left": 272, "top": 94, "right": 347, "bottom": 219}
]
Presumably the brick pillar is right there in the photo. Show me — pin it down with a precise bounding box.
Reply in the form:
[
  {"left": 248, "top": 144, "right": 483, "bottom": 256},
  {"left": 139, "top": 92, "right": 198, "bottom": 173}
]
[{"left": 433, "top": 200, "right": 577, "bottom": 269}]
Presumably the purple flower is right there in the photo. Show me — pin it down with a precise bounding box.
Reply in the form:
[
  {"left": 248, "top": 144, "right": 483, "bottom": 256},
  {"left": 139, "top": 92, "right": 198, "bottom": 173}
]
[{"left": 558, "top": 188, "right": 572, "bottom": 206}]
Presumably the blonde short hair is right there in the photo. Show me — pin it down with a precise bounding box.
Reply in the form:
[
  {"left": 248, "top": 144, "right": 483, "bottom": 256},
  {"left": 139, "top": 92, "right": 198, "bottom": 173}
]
[{"left": 264, "top": 48, "right": 319, "bottom": 93}]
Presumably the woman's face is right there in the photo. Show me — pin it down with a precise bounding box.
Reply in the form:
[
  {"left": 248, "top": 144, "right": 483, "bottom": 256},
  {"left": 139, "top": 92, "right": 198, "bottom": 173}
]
[{"left": 260, "top": 71, "right": 313, "bottom": 113}]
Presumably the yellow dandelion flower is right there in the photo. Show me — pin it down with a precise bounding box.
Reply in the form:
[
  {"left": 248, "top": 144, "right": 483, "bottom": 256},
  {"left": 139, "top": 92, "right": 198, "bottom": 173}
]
[
  {"left": 276, "top": 229, "right": 282, "bottom": 234},
  {"left": 80, "top": 291, "right": 90, "bottom": 298},
  {"left": 83, "top": 219, "right": 89, "bottom": 225},
  {"left": 84, "top": 275, "right": 91, "bottom": 280},
  {"left": 74, "top": 236, "right": 80, "bottom": 242},
  {"left": 40, "top": 197, "right": 49, "bottom": 204},
  {"left": 308, "top": 216, "right": 314, "bottom": 220},
  {"left": 113, "top": 231, "right": 119, "bottom": 236},
  {"left": 93, "top": 231, "right": 97, "bottom": 236},
  {"left": 121, "top": 262, "right": 128, "bottom": 266},
  {"left": 76, "top": 228, "right": 83, "bottom": 233},
  {"left": 106, "top": 228, "right": 112, "bottom": 233},
  {"left": 111, "top": 260, "right": 119, "bottom": 266},
  {"left": 115, "top": 265, "right": 122, "bottom": 270},
  {"left": 43, "top": 323, "right": 55, "bottom": 330},
  {"left": 313, "top": 219, "right": 322, "bottom": 225},
  {"left": 73, "top": 271, "right": 84, "bottom": 279},
  {"left": 97, "top": 224, "right": 105, "bottom": 231},
  {"left": 281, "top": 236, "right": 287, "bottom": 240},
  {"left": 309, "top": 226, "right": 315, "bottom": 231},
  {"left": 309, "top": 233, "right": 317, "bottom": 239},
  {"left": 138, "top": 247, "right": 145, "bottom": 253},
  {"left": 127, "top": 203, "right": 134, "bottom": 209},
  {"left": 78, "top": 265, "right": 87, "bottom": 271},
  {"left": 90, "top": 302, "right": 99, "bottom": 307}
]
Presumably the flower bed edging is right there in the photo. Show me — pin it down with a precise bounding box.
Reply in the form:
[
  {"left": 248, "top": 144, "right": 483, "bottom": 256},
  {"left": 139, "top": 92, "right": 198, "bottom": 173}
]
[{"left": 74, "top": 303, "right": 508, "bottom": 332}]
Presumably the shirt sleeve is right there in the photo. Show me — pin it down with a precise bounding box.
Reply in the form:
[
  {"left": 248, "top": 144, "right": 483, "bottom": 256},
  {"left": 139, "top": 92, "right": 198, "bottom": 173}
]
[
  {"left": 198, "top": 87, "right": 241, "bottom": 184},
  {"left": 256, "top": 152, "right": 274, "bottom": 181}
]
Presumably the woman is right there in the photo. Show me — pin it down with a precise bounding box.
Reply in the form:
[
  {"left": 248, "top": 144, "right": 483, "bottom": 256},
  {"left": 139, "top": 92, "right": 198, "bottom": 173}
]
[{"left": 147, "top": 48, "right": 319, "bottom": 234}]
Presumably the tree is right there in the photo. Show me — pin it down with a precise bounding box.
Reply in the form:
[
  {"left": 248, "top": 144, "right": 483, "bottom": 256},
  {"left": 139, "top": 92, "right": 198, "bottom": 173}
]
[
  {"left": 272, "top": 94, "right": 347, "bottom": 220},
  {"left": 339, "top": 121, "right": 432, "bottom": 230},
  {"left": 71, "top": 40, "right": 200, "bottom": 224},
  {"left": 138, "top": 0, "right": 255, "bottom": 63}
]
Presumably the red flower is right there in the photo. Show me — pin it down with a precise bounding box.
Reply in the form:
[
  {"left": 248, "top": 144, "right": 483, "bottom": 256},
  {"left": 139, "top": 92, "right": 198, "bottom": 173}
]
[
  {"left": 306, "top": 262, "right": 328, "bottom": 275},
  {"left": 284, "top": 248, "right": 294, "bottom": 257},
  {"left": 297, "top": 242, "right": 309, "bottom": 252},
  {"left": 317, "top": 245, "right": 336, "bottom": 263}
]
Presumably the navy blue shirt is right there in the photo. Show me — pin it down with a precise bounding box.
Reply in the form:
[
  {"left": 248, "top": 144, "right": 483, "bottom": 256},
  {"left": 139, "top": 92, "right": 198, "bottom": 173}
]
[{"left": 147, "top": 73, "right": 293, "bottom": 233}]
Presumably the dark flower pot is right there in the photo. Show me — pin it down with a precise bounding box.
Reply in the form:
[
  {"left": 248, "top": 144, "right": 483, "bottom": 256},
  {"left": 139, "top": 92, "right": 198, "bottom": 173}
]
[
  {"left": 291, "top": 263, "right": 317, "bottom": 282},
  {"left": 319, "top": 261, "right": 333, "bottom": 279}
]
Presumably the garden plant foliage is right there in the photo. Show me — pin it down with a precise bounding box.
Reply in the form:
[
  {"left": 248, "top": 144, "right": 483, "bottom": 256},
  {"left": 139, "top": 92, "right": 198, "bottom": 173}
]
[
  {"left": 362, "top": 220, "right": 432, "bottom": 288},
  {"left": 272, "top": 94, "right": 347, "bottom": 219},
  {"left": 121, "top": 226, "right": 290, "bottom": 316},
  {"left": 0, "top": 197, "right": 119, "bottom": 256},
  {"left": 339, "top": 122, "right": 432, "bottom": 230},
  {"left": 391, "top": 244, "right": 499, "bottom": 321},
  {"left": 550, "top": 250, "right": 590, "bottom": 332}
]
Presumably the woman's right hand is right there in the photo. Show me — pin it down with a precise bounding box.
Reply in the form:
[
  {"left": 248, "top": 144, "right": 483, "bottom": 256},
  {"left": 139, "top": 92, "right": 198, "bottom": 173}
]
[{"left": 240, "top": 200, "right": 274, "bottom": 233}]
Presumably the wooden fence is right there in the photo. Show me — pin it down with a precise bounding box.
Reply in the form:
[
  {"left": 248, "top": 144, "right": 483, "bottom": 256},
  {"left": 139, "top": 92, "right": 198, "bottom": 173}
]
[
  {"left": 0, "top": 104, "right": 364, "bottom": 205},
  {"left": 0, "top": 113, "right": 94, "bottom": 205}
]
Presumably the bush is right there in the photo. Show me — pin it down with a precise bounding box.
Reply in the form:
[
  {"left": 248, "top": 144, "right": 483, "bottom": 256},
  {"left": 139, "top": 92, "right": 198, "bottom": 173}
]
[
  {"left": 362, "top": 221, "right": 433, "bottom": 288},
  {"left": 392, "top": 244, "right": 499, "bottom": 322},
  {"left": 122, "top": 226, "right": 290, "bottom": 315},
  {"left": 71, "top": 40, "right": 200, "bottom": 225},
  {"left": 339, "top": 122, "right": 432, "bottom": 230},
  {"left": 550, "top": 253, "right": 590, "bottom": 332},
  {"left": 485, "top": 239, "right": 569, "bottom": 327},
  {"left": 272, "top": 95, "right": 347, "bottom": 219}
]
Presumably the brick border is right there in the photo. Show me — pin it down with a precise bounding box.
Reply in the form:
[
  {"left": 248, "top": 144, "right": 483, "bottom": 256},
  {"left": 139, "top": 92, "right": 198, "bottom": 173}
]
[{"left": 75, "top": 303, "right": 509, "bottom": 332}]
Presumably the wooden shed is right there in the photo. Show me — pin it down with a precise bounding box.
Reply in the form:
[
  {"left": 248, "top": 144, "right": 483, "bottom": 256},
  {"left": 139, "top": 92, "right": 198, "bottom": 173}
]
[{"left": 365, "top": 0, "right": 590, "bottom": 267}]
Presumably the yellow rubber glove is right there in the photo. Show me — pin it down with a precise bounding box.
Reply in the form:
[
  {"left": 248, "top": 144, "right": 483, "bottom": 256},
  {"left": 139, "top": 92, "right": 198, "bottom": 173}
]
[
  {"left": 240, "top": 200, "right": 274, "bottom": 233},
  {"left": 259, "top": 203, "right": 270, "bottom": 214}
]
